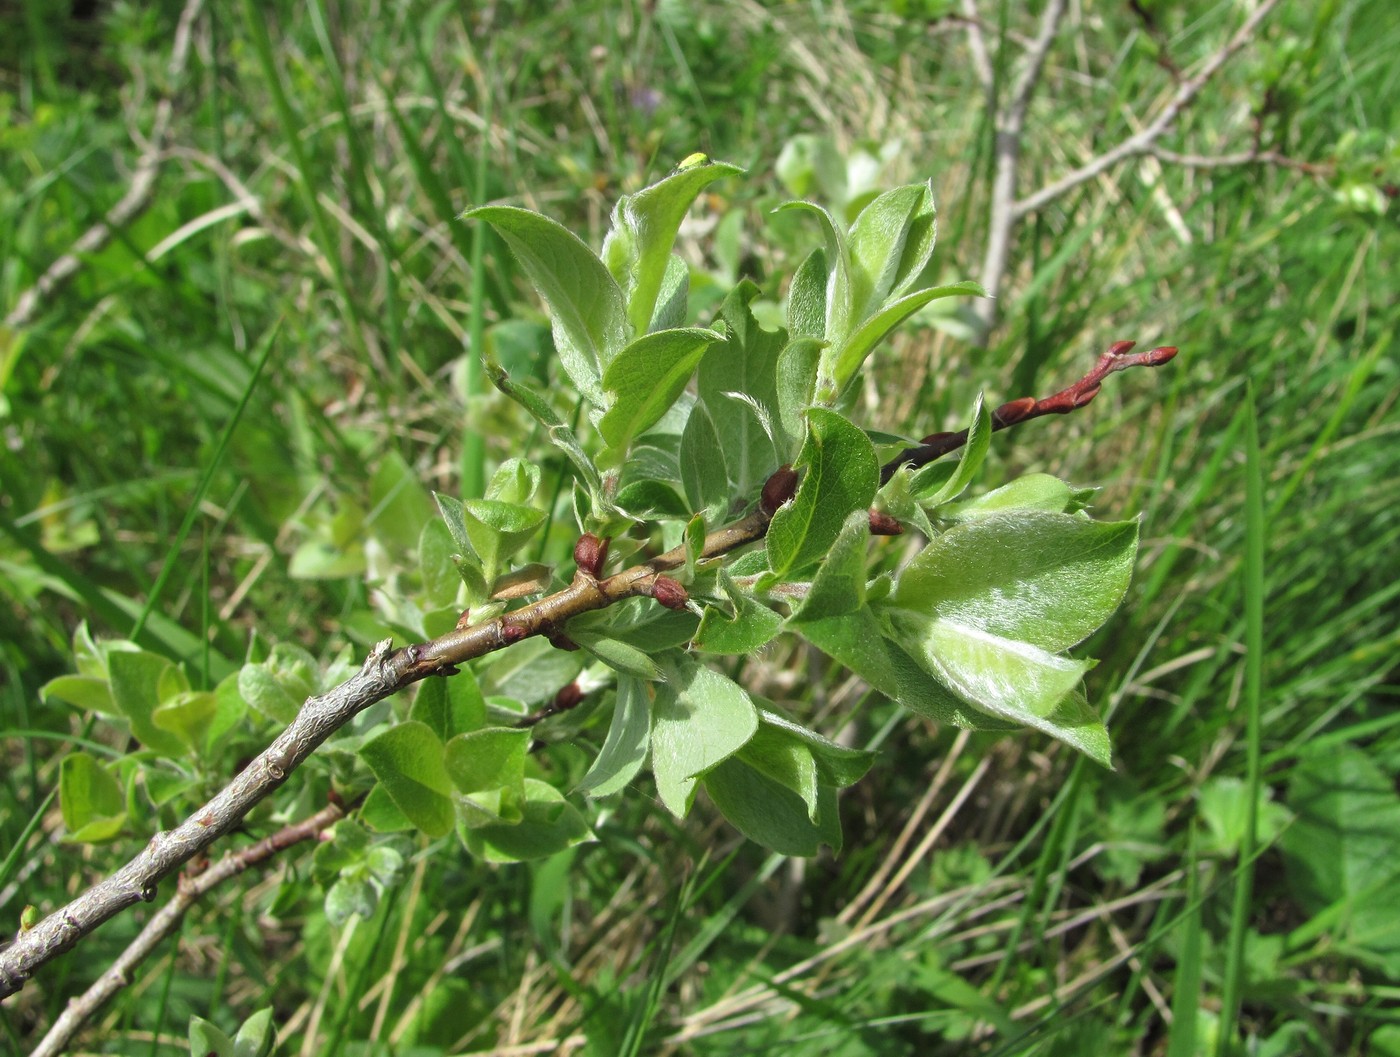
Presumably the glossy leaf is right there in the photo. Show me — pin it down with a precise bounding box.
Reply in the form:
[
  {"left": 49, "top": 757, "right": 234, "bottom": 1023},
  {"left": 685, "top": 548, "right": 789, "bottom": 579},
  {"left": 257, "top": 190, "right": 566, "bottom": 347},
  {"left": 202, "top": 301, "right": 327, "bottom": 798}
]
[
  {"left": 650, "top": 652, "right": 759, "bottom": 818},
  {"left": 754, "top": 708, "right": 875, "bottom": 789},
  {"left": 578, "top": 675, "right": 651, "bottom": 797},
  {"left": 912, "top": 394, "right": 992, "bottom": 507},
  {"left": 467, "top": 205, "right": 625, "bottom": 404},
  {"left": 765, "top": 408, "right": 878, "bottom": 580},
  {"left": 893, "top": 512, "right": 1139, "bottom": 652},
  {"left": 943, "top": 473, "right": 1081, "bottom": 519},
  {"left": 359, "top": 721, "right": 454, "bottom": 838}
]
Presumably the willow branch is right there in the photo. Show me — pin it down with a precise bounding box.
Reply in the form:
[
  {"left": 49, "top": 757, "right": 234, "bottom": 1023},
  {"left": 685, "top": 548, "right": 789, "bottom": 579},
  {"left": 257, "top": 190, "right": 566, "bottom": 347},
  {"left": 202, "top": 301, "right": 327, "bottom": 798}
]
[
  {"left": 0, "top": 341, "right": 1172, "bottom": 998},
  {"left": 881, "top": 340, "right": 1178, "bottom": 483},
  {"left": 30, "top": 801, "right": 346, "bottom": 1057}
]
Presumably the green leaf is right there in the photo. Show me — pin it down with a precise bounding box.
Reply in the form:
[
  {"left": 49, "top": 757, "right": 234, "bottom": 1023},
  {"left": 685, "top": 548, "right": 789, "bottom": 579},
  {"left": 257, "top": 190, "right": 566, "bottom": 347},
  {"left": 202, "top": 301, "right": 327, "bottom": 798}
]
[
  {"left": 462, "top": 498, "right": 547, "bottom": 579},
  {"left": 846, "top": 183, "right": 938, "bottom": 319},
  {"left": 359, "top": 721, "right": 455, "bottom": 838},
  {"left": 765, "top": 408, "right": 878, "bottom": 580},
  {"left": 694, "top": 570, "right": 784, "bottom": 654},
  {"left": 755, "top": 708, "right": 874, "bottom": 788},
  {"left": 485, "top": 457, "right": 542, "bottom": 505},
  {"left": 599, "top": 327, "right": 722, "bottom": 458},
  {"left": 369, "top": 450, "right": 434, "bottom": 552},
  {"left": 410, "top": 671, "right": 487, "bottom": 740},
  {"left": 912, "top": 394, "right": 992, "bottom": 507},
  {"left": 786, "top": 247, "right": 829, "bottom": 341},
  {"left": 481, "top": 359, "right": 603, "bottom": 499},
  {"left": 889, "top": 612, "right": 1092, "bottom": 725},
  {"left": 778, "top": 201, "right": 853, "bottom": 348},
  {"left": 461, "top": 779, "right": 595, "bottom": 862},
  {"left": 893, "top": 512, "right": 1139, "bottom": 652},
  {"left": 59, "top": 752, "right": 126, "bottom": 843},
  {"left": 647, "top": 253, "right": 691, "bottom": 332},
  {"left": 943, "top": 473, "right": 1078, "bottom": 519},
  {"left": 189, "top": 1016, "right": 235, "bottom": 1057},
  {"left": 791, "top": 509, "right": 869, "bottom": 620},
  {"left": 432, "top": 492, "right": 491, "bottom": 601},
  {"left": 578, "top": 675, "right": 651, "bottom": 797},
  {"left": 824, "top": 281, "right": 984, "bottom": 401},
  {"left": 680, "top": 400, "right": 731, "bottom": 522},
  {"left": 237, "top": 643, "right": 319, "bottom": 726},
  {"left": 41, "top": 674, "right": 117, "bottom": 716},
  {"left": 775, "top": 338, "right": 822, "bottom": 457},
  {"left": 108, "top": 650, "right": 187, "bottom": 756},
  {"left": 705, "top": 760, "right": 843, "bottom": 856},
  {"left": 467, "top": 205, "right": 626, "bottom": 404},
  {"left": 698, "top": 281, "right": 785, "bottom": 494},
  {"left": 737, "top": 715, "right": 820, "bottom": 817},
  {"left": 569, "top": 630, "right": 663, "bottom": 680},
  {"left": 650, "top": 652, "right": 759, "bottom": 817},
  {"left": 419, "top": 518, "right": 460, "bottom": 608},
  {"left": 360, "top": 784, "right": 415, "bottom": 833},
  {"left": 232, "top": 1008, "right": 277, "bottom": 1057},
  {"left": 602, "top": 157, "right": 741, "bottom": 334},
  {"left": 445, "top": 727, "right": 530, "bottom": 810},
  {"left": 151, "top": 690, "right": 218, "bottom": 752}
]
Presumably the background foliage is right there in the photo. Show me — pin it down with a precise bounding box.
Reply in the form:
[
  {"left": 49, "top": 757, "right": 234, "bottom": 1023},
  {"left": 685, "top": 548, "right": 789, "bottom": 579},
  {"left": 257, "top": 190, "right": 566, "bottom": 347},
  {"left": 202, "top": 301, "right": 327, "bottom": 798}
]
[{"left": 2, "top": 0, "right": 1397, "bottom": 1053}]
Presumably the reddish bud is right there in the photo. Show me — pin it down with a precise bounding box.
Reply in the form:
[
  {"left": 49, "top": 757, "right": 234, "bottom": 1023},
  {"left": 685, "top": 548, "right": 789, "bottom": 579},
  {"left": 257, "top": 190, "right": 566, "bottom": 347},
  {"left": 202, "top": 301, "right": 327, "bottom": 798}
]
[
  {"left": 455, "top": 608, "right": 472, "bottom": 631},
  {"left": 651, "top": 575, "right": 689, "bottom": 610},
  {"left": 500, "top": 620, "right": 529, "bottom": 645},
  {"left": 552, "top": 682, "right": 584, "bottom": 712},
  {"left": 992, "top": 397, "right": 1036, "bottom": 425},
  {"left": 920, "top": 430, "right": 957, "bottom": 446},
  {"left": 1107, "top": 339, "right": 1137, "bottom": 357},
  {"left": 1072, "top": 384, "right": 1102, "bottom": 408},
  {"left": 760, "top": 464, "right": 798, "bottom": 515},
  {"left": 1146, "top": 345, "right": 1178, "bottom": 365},
  {"left": 327, "top": 787, "right": 345, "bottom": 808},
  {"left": 868, "top": 510, "right": 903, "bottom": 536},
  {"left": 573, "top": 533, "right": 610, "bottom": 578}
]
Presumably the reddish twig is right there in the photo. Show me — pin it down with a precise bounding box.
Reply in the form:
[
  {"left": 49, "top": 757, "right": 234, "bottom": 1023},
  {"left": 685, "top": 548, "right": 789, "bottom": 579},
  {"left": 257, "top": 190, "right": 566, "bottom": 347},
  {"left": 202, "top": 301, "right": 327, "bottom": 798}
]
[{"left": 881, "top": 341, "right": 1178, "bottom": 482}]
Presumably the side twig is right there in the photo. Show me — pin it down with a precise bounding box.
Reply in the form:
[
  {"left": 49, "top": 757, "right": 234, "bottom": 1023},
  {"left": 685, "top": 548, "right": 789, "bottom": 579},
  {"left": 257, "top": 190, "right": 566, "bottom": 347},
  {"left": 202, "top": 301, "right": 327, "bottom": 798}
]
[
  {"left": 0, "top": 341, "right": 1174, "bottom": 999},
  {"left": 30, "top": 801, "right": 347, "bottom": 1057}
]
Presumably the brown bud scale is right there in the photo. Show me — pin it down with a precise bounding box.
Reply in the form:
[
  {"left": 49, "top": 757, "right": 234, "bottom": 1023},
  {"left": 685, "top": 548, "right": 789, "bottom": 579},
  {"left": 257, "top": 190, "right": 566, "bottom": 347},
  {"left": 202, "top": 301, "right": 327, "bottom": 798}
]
[
  {"left": 573, "top": 533, "right": 609, "bottom": 578},
  {"left": 761, "top": 464, "right": 798, "bottom": 515},
  {"left": 552, "top": 682, "right": 584, "bottom": 711},
  {"left": 868, "top": 510, "right": 903, "bottom": 536},
  {"left": 651, "top": 575, "right": 689, "bottom": 610}
]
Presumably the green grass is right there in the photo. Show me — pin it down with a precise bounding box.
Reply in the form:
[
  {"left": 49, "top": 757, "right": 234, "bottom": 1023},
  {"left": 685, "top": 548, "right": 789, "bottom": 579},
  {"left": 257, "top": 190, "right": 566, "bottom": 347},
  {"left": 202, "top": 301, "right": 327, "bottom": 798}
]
[{"left": 3, "top": 0, "right": 1398, "bottom": 1054}]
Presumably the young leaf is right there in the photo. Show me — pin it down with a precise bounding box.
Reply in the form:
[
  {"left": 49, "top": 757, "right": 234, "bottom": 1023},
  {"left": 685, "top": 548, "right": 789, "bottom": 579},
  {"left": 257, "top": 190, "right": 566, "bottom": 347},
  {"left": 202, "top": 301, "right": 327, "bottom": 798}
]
[
  {"left": 775, "top": 337, "right": 822, "bottom": 456},
  {"left": 824, "top": 281, "right": 985, "bottom": 401},
  {"left": 777, "top": 201, "right": 854, "bottom": 350},
  {"left": 650, "top": 652, "right": 759, "bottom": 818},
  {"left": 680, "top": 399, "right": 731, "bottom": 522},
  {"left": 601, "top": 157, "right": 742, "bottom": 334},
  {"left": 698, "top": 281, "right": 785, "bottom": 494},
  {"left": 647, "top": 253, "right": 691, "bottom": 332},
  {"left": 467, "top": 205, "right": 626, "bottom": 404},
  {"left": 462, "top": 498, "right": 547, "bottom": 579},
  {"left": 765, "top": 408, "right": 878, "bottom": 580},
  {"left": 892, "top": 512, "right": 1139, "bottom": 652},
  {"left": 485, "top": 457, "right": 542, "bottom": 504},
  {"left": 568, "top": 630, "right": 663, "bottom": 680},
  {"left": 786, "top": 247, "right": 829, "bottom": 341},
  {"left": 578, "top": 675, "right": 652, "bottom": 797},
  {"left": 59, "top": 753, "right": 126, "bottom": 843},
  {"left": 912, "top": 393, "right": 993, "bottom": 507},
  {"left": 359, "top": 721, "right": 455, "bottom": 838},
  {"left": 846, "top": 183, "right": 938, "bottom": 318},
  {"left": 418, "top": 518, "right": 460, "bottom": 608},
  {"left": 942, "top": 472, "right": 1079, "bottom": 519},
  {"left": 481, "top": 359, "right": 603, "bottom": 499},
  {"left": 598, "top": 327, "right": 723, "bottom": 458}
]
